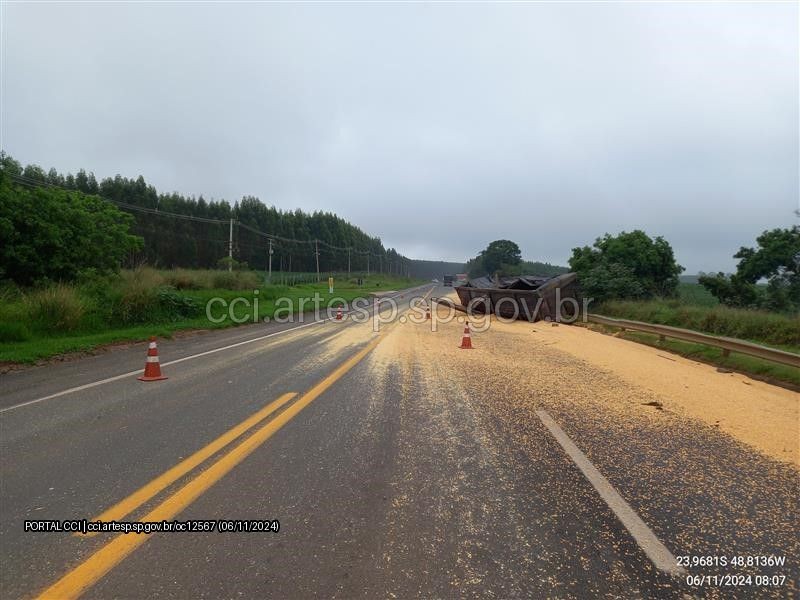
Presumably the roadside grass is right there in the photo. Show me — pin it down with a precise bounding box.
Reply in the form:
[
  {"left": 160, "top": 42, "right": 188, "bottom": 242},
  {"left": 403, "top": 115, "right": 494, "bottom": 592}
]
[
  {"left": 582, "top": 324, "right": 800, "bottom": 389},
  {"left": 588, "top": 282, "right": 799, "bottom": 388},
  {"left": 0, "top": 271, "right": 424, "bottom": 364},
  {"left": 596, "top": 298, "right": 799, "bottom": 347}
]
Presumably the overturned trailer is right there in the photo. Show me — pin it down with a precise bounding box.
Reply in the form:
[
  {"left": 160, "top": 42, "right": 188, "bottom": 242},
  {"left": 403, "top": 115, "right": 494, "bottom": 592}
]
[{"left": 454, "top": 273, "right": 580, "bottom": 322}]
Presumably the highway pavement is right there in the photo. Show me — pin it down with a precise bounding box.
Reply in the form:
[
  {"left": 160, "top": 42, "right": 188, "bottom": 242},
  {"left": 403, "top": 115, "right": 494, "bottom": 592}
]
[{"left": 1, "top": 285, "right": 797, "bottom": 599}]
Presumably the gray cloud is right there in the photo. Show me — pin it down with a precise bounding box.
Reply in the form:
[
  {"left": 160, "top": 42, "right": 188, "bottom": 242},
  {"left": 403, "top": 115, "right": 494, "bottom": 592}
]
[{"left": 2, "top": 2, "right": 797, "bottom": 272}]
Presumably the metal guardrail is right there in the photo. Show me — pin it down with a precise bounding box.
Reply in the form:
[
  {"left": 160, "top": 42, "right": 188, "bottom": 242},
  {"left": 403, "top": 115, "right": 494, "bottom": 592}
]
[
  {"left": 587, "top": 314, "right": 800, "bottom": 369},
  {"left": 430, "top": 299, "right": 799, "bottom": 368}
]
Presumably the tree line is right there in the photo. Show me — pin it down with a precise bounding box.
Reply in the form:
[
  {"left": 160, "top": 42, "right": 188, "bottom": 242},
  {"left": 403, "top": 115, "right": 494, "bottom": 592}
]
[
  {"left": 467, "top": 227, "right": 799, "bottom": 313},
  {"left": 0, "top": 153, "right": 417, "bottom": 283},
  {"left": 407, "top": 259, "right": 468, "bottom": 279},
  {"left": 465, "top": 240, "right": 569, "bottom": 279},
  {"left": 698, "top": 226, "right": 799, "bottom": 312}
]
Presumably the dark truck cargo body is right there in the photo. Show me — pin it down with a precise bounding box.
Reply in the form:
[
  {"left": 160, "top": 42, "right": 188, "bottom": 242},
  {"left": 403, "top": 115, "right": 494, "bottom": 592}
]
[
  {"left": 442, "top": 275, "right": 455, "bottom": 287},
  {"left": 455, "top": 273, "right": 579, "bottom": 322}
]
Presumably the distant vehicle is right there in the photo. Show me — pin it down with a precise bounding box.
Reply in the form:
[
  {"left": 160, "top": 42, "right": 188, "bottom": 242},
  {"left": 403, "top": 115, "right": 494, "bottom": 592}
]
[
  {"left": 432, "top": 278, "right": 439, "bottom": 283},
  {"left": 443, "top": 275, "right": 455, "bottom": 287}
]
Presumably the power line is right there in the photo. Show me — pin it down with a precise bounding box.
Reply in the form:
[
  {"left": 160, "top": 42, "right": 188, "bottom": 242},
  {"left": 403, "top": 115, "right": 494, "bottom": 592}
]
[
  {"left": 5, "top": 171, "right": 410, "bottom": 264},
  {"left": 9, "top": 173, "right": 227, "bottom": 224}
]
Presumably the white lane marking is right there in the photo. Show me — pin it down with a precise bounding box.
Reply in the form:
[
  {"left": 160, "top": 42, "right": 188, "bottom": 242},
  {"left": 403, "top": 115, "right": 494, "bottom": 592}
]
[
  {"left": 0, "top": 286, "right": 433, "bottom": 415},
  {"left": 535, "top": 410, "right": 685, "bottom": 576},
  {"left": 0, "top": 320, "right": 326, "bottom": 415}
]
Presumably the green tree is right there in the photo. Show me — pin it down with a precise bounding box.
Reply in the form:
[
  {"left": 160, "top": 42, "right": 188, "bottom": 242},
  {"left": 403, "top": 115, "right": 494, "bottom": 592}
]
[
  {"left": 569, "top": 230, "right": 683, "bottom": 302},
  {"left": 699, "top": 226, "right": 800, "bottom": 311},
  {"left": 495, "top": 260, "right": 568, "bottom": 278},
  {"left": 0, "top": 152, "right": 22, "bottom": 176},
  {"left": 468, "top": 240, "right": 522, "bottom": 276},
  {"left": 0, "top": 174, "right": 143, "bottom": 285}
]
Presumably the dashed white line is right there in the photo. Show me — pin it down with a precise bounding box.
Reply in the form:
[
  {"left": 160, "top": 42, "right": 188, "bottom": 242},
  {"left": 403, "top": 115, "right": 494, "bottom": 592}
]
[{"left": 535, "top": 409, "right": 685, "bottom": 577}]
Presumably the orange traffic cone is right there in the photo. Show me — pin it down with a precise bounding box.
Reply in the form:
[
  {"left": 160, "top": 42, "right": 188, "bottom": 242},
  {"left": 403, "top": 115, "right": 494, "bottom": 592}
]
[
  {"left": 336, "top": 306, "right": 343, "bottom": 321},
  {"left": 459, "top": 321, "right": 474, "bottom": 349},
  {"left": 138, "top": 337, "right": 168, "bottom": 381}
]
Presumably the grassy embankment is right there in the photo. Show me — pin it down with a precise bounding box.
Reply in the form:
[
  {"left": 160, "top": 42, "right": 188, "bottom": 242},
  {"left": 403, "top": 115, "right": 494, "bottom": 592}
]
[
  {"left": 589, "top": 283, "right": 800, "bottom": 387},
  {"left": 0, "top": 268, "right": 423, "bottom": 364}
]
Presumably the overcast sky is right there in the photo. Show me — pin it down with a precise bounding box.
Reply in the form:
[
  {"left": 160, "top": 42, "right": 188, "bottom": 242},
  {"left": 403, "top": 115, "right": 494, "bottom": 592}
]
[{"left": 2, "top": 2, "right": 797, "bottom": 273}]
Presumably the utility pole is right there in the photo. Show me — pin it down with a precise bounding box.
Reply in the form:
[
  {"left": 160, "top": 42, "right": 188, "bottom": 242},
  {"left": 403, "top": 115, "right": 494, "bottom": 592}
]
[
  {"left": 268, "top": 239, "right": 273, "bottom": 283},
  {"left": 315, "top": 239, "right": 320, "bottom": 282},
  {"left": 228, "top": 219, "right": 234, "bottom": 272},
  {"left": 347, "top": 248, "right": 351, "bottom": 276}
]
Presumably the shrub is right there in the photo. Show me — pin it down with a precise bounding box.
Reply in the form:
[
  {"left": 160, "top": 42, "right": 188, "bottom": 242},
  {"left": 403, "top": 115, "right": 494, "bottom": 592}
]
[
  {"left": 156, "top": 287, "right": 201, "bottom": 319},
  {"left": 216, "top": 257, "right": 249, "bottom": 272},
  {"left": 114, "top": 267, "right": 164, "bottom": 323},
  {"left": 598, "top": 299, "right": 800, "bottom": 348},
  {"left": 164, "top": 269, "right": 204, "bottom": 290},
  {"left": 211, "top": 270, "right": 260, "bottom": 290},
  {"left": 75, "top": 274, "right": 118, "bottom": 327},
  {"left": 211, "top": 271, "right": 239, "bottom": 290},
  {"left": 114, "top": 281, "right": 159, "bottom": 325},
  {"left": 113, "top": 283, "right": 202, "bottom": 324},
  {"left": 113, "top": 267, "right": 203, "bottom": 323},
  {"left": 161, "top": 268, "right": 262, "bottom": 290},
  {"left": 0, "top": 322, "right": 31, "bottom": 342},
  {"left": 119, "top": 266, "right": 165, "bottom": 289},
  {"left": 234, "top": 271, "right": 261, "bottom": 290},
  {"left": 0, "top": 281, "right": 23, "bottom": 302},
  {"left": 26, "top": 284, "right": 85, "bottom": 332}
]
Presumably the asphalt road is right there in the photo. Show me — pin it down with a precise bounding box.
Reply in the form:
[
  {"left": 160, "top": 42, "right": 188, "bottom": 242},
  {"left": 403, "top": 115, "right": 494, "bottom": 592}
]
[{"left": 1, "top": 285, "right": 797, "bottom": 599}]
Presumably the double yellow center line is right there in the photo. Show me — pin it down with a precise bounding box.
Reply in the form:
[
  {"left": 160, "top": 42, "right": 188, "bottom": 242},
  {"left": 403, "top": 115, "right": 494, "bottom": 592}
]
[{"left": 39, "top": 334, "right": 385, "bottom": 599}]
